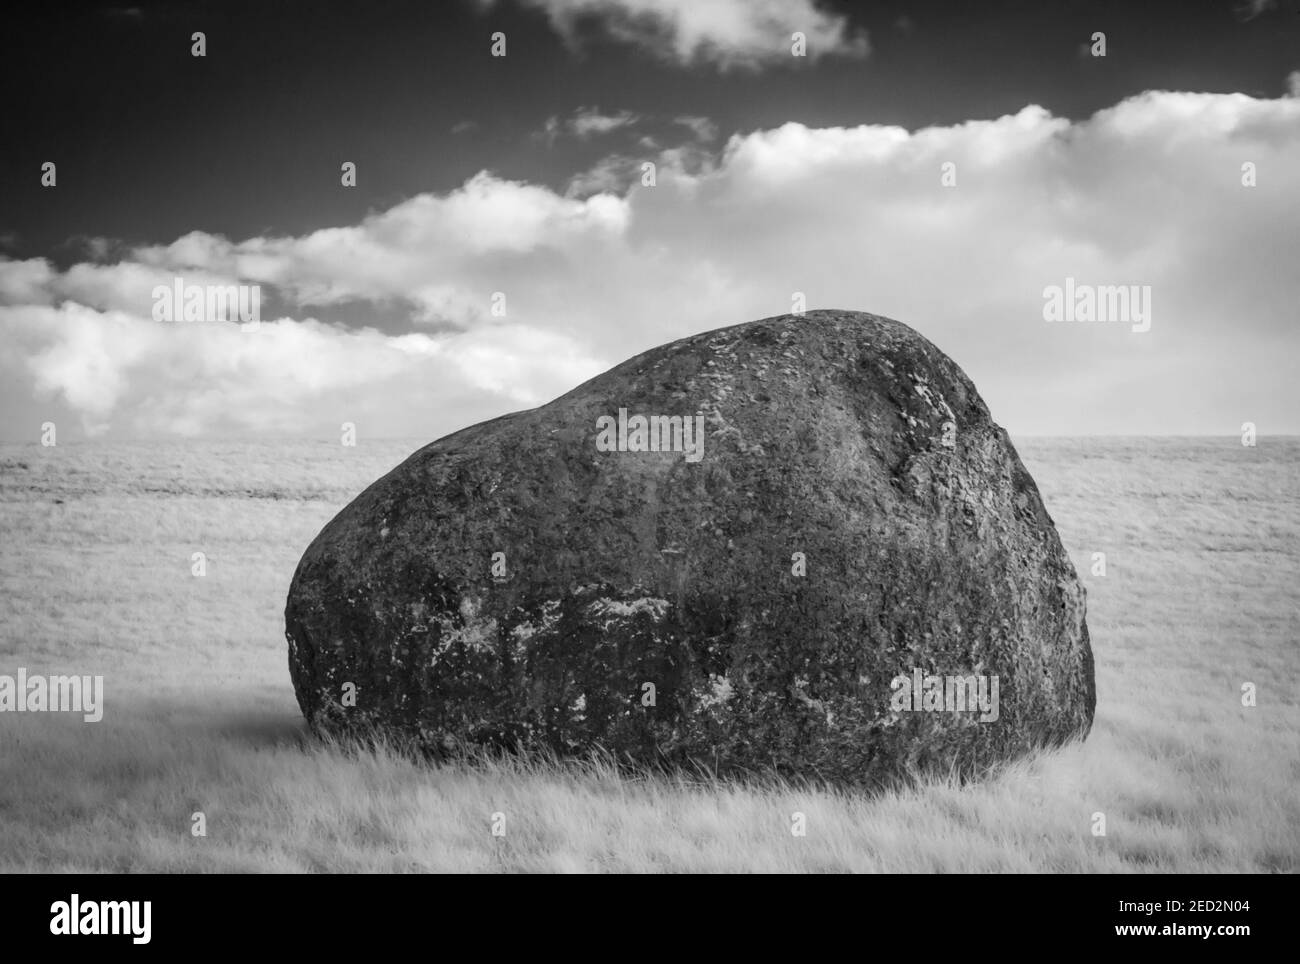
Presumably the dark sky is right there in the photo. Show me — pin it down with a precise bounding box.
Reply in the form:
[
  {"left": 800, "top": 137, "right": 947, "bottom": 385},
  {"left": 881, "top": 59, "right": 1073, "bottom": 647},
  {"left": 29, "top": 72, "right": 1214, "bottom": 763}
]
[{"left": 3, "top": 0, "right": 1297, "bottom": 260}]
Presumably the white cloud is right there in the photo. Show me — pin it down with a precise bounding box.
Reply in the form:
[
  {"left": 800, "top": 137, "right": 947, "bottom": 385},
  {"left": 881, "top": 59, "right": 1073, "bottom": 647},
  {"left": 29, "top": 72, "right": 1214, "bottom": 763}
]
[
  {"left": 480, "top": 0, "right": 868, "bottom": 69},
  {"left": 537, "top": 106, "right": 641, "bottom": 145},
  {"left": 564, "top": 154, "right": 645, "bottom": 196},
  {"left": 0, "top": 258, "right": 56, "bottom": 306},
  {"left": 3, "top": 82, "right": 1299, "bottom": 438},
  {"left": 674, "top": 114, "right": 718, "bottom": 141},
  {"left": 0, "top": 301, "right": 605, "bottom": 438},
  {"left": 569, "top": 106, "right": 641, "bottom": 138},
  {"left": 132, "top": 174, "right": 629, "bottom": 321},
  {"left": 58, "top": 260, "right": 244, "bottom": 316}
]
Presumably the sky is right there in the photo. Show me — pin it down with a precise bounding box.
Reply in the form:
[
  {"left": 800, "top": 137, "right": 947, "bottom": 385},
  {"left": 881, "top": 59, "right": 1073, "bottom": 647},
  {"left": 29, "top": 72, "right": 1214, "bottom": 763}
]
[{"left": 1, "top": 0, "right": 1298, "bottom": 441}]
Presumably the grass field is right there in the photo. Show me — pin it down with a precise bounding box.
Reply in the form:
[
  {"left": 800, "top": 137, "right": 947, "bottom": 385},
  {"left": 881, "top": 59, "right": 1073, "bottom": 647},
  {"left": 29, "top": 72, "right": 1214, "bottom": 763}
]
[{"left": 1, "top": 436, "right": 1297, "bottom": 872}]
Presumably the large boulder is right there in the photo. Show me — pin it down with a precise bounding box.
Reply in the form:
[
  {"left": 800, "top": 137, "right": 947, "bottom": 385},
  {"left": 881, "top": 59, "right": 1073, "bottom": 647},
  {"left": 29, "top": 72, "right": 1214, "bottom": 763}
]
[{"left": 285, "top": 310, "right": 1094, "bottom": 787}]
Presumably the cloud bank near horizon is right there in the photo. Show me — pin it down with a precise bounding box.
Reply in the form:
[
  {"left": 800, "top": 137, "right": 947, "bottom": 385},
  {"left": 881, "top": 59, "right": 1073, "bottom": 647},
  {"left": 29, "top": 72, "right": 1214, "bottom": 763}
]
[{"left": 2, "top": 81, "right": 1298, "bottom": 441}]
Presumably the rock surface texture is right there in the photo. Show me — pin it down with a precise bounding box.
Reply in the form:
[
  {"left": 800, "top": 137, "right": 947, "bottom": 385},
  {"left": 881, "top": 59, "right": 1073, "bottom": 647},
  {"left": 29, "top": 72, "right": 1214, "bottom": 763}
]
[{"left": 285, "top": 310, "right": 1095, "bottom": 787}]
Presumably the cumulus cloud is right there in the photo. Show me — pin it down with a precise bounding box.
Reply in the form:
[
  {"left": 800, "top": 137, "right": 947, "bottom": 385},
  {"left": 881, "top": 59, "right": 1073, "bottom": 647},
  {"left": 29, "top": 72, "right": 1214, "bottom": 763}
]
[
  {"left": 130, "top": 175, "right": 629, "bottom": 323},
  {"left": 3, "top": 83, "right": 1299, "bottom": 438},
  {"left": 0, "top": 300, "right": 606, "bottom": 438},
  {"left": 0, "top": 258, "right": 56, "bottom": 306},
  {"left": 479, "top": 0, "right": 869, "bottom": 69}
]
